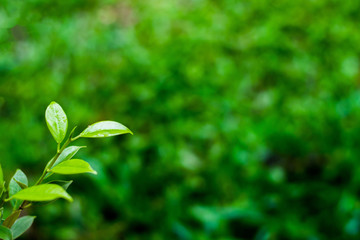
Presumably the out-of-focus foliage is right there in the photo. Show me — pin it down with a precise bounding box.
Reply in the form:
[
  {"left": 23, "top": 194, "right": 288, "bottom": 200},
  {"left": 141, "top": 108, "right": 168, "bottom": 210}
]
[{"left": 1, "top": 0, "right": 360, "bottom": 239}]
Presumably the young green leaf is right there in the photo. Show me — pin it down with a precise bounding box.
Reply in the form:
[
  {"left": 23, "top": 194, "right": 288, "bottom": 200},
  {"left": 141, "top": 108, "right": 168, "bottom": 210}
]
[
  {"left": 44, "top": 146, "right": 86, "bottom": 180},
  {"left": 0, "top": 225, "right": 13, "bottom": 240},
  {"left": 46, "top": 180, "right": 73, "bottom": 190},
  {"left": 11, "top": 216, "right": 35, "bottom": 239},
  {"left": 77, "top": 121, "right": 132, "bottom": 138},
  {"left": 7, "top": 184, "right": 73, "bottom": 202},
  {"left": 2, "top": 211, "right": 20, "bottom": 228},
  {"left": 50, "top": 159, "right": 97, "bottom": 175},
  {"left": 52, "top": 146, "right": 86, "bottom": 168},
  {"left": 34, "top": 181, "right": 73, "bottom": 207},
  {"left": 9, "top": 170, "right": 28, "bottom": 209},
  {"left": 45, "top": 101, "right": 68, "bottom": 144}
]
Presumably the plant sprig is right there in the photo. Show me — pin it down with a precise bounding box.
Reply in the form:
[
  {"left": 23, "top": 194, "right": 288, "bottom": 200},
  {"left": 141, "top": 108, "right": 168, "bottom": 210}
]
[{"left": 0, "top": 101, "right": 132, "bottom": 240}]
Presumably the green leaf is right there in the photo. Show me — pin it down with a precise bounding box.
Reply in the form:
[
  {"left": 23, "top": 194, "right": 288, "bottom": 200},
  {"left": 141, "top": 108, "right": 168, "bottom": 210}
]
[
  {"left": 2, "top": 211, "right": 20, "bottom": 228},
  {"left": 50, "top": 159, "right": 97, "bottom": 175},
  {"left": 9, "top": 170, "right": 28, "bottom": 209},
  {"left": 7, "top": 184, "right": 73, "bottom": 202},
  {"left": 33, "top": 181, "right": 73, "bottom": 207},
  {"left": 35, "top": 181, "right": 74, "bottom": 206},
  {"left": 0, "top": 225, "right": 12, "bottom": 240},
  {"left": 52, "top": 146, "right": 85, "bottom": 168},
  {"left": 45, "top": 101, "right": 68, "bottom": 144},
  {"left": 46, "top": 180, "right": 73, "bottom": 190},
  {"left": 11, "top": 216, "right": 35, "bottom": 239},
  {"left": 44, "top": 146, "right": 86, "bottom": 180},
  {"left": 77, "top": 121, "right": 132, "bottom": 138}
]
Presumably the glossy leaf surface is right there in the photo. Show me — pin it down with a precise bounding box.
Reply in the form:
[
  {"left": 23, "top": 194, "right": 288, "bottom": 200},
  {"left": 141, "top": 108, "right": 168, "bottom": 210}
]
[
  {"left": 52, "top": 146, "right": 85, "bottom": 168},
  {"left": 78, "top": 121, "right": 132, "bottom": 138},
  {"left": 11, "top": 216, "right": 35, "bottom": 239},
  {"left": 9, "top": 170, "right": 28, "bottom": 209},
  {"left": 37, "top": 181, "right": 73, "bottom": 206},
  {"left": 8, "top": 184, "right": 73, "bottom": 202},
  {"left": 51, "top": 159, "right": 97, "bottom": 175},
  {"left": 45, "top": 102, "right": 68, "bottom": 144},
  {"left": 0, "top": 225, "right": 12, "bottom": 240}
]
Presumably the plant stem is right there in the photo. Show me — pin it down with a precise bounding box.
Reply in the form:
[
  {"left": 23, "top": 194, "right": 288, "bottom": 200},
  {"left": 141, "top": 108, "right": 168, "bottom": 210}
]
[
  {"left": 6, "top": 127, "right": 79, "bottom": 228},
  {"left": 17, "top": 136, "right": 74, "bottom": 212},
  {"left": 35, "top": 138, "right": 72, "bottom": 186}
]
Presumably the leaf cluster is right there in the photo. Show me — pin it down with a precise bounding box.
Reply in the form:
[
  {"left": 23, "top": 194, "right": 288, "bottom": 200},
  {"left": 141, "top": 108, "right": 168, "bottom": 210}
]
[{"left": 0, "top": 102, "right": 132, "bottom": 239}]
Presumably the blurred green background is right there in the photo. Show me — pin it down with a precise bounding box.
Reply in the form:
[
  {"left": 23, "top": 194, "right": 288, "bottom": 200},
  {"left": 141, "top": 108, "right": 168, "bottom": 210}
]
[{"left": 1, "top": 0, "right": 360, "bottom": 239}]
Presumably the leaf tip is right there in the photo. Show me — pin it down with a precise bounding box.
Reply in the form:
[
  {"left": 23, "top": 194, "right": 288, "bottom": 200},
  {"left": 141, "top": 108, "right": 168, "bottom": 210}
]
[{"left": 63, "top": 192, "right": 73, "bottom": 202}]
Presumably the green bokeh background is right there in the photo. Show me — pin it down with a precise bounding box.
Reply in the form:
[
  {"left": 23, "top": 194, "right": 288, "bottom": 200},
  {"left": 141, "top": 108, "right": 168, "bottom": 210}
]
[{"left": 1, "top": 0, "right": 360, "bottom": 239}]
